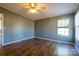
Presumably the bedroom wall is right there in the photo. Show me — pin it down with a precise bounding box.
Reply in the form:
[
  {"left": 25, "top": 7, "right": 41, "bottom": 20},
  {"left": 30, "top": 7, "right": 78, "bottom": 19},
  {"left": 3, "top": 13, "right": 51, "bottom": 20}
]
[
  {"left": 35, "top": 14, "right": 75, "bottom": 43},
  {"left": 0, "top": 6, "right": 75, "bottom": 45},
  {"left": 0, "top": 7, "right": 34, "bottom": 45}
]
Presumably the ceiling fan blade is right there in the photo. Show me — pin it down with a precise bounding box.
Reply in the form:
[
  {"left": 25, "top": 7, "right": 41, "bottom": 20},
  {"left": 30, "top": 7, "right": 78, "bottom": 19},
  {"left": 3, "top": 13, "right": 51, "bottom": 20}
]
[
  {"left": 26, "top": 7, "right": 30, "bottom": 9},
  {"left": 25, "top": 5, "right": 30, "bottom": 8}
]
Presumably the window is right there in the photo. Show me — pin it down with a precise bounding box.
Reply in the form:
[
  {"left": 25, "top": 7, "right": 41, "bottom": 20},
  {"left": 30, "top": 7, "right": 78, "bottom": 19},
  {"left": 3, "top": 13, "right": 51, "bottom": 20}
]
[
  {"left": 75, "top": 12, "right": 79, "bottom": 41},
  {"left": 78, "top": 27, "right": 79, "bottom": 40},
  {"left": 57, "top": 18, "right": 69, "bottom": 36},
  {"left": 75, "top": 27, "right": 79, "bottom": 41},
  {"left": 0, "top": 20, "right": 1, "bottom": 30},
  {"left": 0, "top": 13, "right": 2, "bottom": 31}
]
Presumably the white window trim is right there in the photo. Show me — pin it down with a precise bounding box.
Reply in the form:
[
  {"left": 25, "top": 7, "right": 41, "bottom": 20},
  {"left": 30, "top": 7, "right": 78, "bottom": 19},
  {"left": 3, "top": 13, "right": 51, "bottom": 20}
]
[{"left": 57, "top": 18, "right": 69, "bottom": 36}]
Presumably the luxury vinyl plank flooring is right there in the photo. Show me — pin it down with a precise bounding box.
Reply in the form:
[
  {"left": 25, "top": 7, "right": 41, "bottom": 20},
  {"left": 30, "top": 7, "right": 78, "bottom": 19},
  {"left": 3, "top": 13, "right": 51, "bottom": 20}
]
[
  {"left": 0, "top": 44, "right": 2, "bottom": 55},
  {"left": 1, "top": 38, "right": 79, "bottom": 56}
]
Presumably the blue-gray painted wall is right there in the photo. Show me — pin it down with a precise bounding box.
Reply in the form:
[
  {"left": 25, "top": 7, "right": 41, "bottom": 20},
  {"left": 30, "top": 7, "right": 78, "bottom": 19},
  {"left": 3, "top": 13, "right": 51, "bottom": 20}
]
[
  {"left": 0, "top": 7, "right": 34, "bottom": 45},
  {"left": 0, "top": 6, "right": 76, "bottom": 45},
  {"left": 35, "top": 14, "right": 75, "bottom": 43}
]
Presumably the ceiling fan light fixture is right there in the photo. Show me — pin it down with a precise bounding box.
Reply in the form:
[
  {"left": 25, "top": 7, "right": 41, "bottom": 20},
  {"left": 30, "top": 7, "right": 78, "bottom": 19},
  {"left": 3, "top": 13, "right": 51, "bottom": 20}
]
[
  {"left": 28, "top": 3, "right": 38, "bottom": 13},
  {"left": 30, "top": 3, "right": 37, "bottom": 8},
  {"left": 29, "top": 9, "right": 38, "bottom": 13},
  {"left": 31, "top": 3, "right": 35, "bottom": 8}
]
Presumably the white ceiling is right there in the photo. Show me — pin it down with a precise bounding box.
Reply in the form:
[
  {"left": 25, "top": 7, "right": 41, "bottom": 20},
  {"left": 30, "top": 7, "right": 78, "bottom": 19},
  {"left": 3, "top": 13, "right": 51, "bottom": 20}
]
[{"left": 0, "top": 3, "right": 78, "bottom": 20}]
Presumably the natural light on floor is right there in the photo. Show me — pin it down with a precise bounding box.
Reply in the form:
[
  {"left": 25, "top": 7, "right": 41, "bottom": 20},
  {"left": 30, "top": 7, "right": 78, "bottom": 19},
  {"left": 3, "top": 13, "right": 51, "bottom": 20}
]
[{"left": 55, "top": 46, "right": 69, "bottom": 56}]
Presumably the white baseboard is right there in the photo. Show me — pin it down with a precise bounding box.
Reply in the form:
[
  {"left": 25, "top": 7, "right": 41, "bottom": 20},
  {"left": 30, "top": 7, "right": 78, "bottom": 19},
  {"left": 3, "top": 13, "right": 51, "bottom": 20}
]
[
  {"left": 36, "top": 37, "right": 74, "bottom": 45},
  {"left": 3, "top": 37, "right": 74, "bottom": 46},
  {"left": 75, "top": 45, "right": 79, "bottom": 54},
  {"left": 3, "top": 37, "right": 34, "bottom": 46}
]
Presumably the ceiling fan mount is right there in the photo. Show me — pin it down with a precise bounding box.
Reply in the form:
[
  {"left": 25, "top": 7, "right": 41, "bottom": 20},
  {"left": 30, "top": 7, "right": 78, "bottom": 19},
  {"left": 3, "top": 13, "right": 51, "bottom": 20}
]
[
  {"left": 29, "top": 3, "right": 37, "bottom": 9},
  {"left": 26, "top": 3, "right": 46, "bottom": 13}
]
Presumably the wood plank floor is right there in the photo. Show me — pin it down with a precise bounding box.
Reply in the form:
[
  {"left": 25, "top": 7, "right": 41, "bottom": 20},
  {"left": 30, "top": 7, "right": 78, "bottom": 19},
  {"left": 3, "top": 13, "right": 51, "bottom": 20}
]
[
  {"left": 0, "top": 44, "right": 2, "bottom": 55},
  {"left": 1, "top": 38, "right": 79, "bottom": 56}
]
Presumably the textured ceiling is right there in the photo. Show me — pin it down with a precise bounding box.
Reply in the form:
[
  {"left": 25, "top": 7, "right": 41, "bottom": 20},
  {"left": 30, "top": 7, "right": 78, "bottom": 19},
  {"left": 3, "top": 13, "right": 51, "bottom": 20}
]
[{"left": 0, "top": 3, "right": 78, "bottom": 20}]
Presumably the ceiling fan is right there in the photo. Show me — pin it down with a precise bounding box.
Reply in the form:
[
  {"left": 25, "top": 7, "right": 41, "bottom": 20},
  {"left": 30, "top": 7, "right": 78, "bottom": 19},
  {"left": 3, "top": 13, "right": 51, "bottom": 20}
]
[{"left": 26, "top": 3, "right": 46, "bottom": 13}]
